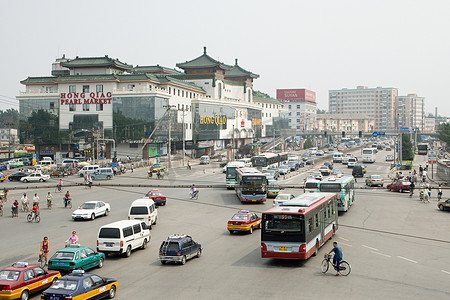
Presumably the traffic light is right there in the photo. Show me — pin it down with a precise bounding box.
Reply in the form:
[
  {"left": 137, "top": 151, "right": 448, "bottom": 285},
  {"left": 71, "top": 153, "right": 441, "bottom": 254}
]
[
  {"left": 359, "top": 131, "right": 362, "bottom": 138},
  {"left": 342, "top": 131, "right": 345, "bottom": 137},
  {"left": 324, "top": 131, "right": 327, "bottom": 137}
]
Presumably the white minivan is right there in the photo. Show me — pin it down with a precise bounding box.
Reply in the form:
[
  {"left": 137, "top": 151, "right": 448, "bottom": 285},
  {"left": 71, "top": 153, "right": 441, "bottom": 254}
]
[
  {"left": 333, "top": 152, "right": 343, "bottom": 163},
  {"left": 78, "top": 165, "right": 99, "bottom": 177},
  {"left": 199, "top": 155, "right": 210, "bottom": 164},
  {"left": 128, "top": 198, "right": 158, "bottom": 229},
  {"left": 97, "top": 220, "right": 150, "bottom": 257}
]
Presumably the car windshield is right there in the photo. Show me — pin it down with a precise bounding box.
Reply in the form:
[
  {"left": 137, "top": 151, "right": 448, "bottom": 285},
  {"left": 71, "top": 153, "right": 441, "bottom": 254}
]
[
  {"left": 51, "top": 251, "right": 75, "bottom": 260},
  {"left": 0, "top": 270, "right": 20, "bottom": 281},
  {"left": 151, "top": 164, "right": 162, "bottom": 168},
  {"left": 268, "top": 181, "right": 279, "bottom": 188},
  {"left": 150, "top": 192, "right": 163, "bottom": 196},
  {"left": 372, "top": 175, "right": 382, "bottom": 179},
  {"left": 231, "top": 214, "right": 248, "bottom": 220},
  {"left": 80, "top": 203, "right": 96, "bottom": 209},
  {"left": 277, "top": 195, "right": 290, "bottom": 200},
  {"left": 50, "top": 279, "right": 78, "bottom": 291}
]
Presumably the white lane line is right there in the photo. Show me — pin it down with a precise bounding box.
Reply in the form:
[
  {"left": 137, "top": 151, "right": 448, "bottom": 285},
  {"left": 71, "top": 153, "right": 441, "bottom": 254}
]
[
  {"left": 339, "top": 242, "right": 353, "bottom": 247},
  {"left": 371, "top": 251, "right": 391, "bottom": 258},
  {"left": 338, "top": 237, "right": 349, "bottom": 242},
  {"left": 397, "top": 256, "right": 418, "bottom": 264},
  {"left": 362, "top": 245, "right": 379, "bottom": 251},
  {"left": 441, "top": 270, "right": 450, "bottom": 275}
]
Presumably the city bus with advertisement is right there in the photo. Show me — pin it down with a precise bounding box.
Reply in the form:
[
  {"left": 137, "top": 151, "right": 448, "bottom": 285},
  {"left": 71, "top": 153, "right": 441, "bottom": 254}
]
[
  {"left": 235, "top": 167, "right": 267, "bottom": 203},
  {"left": 362, "top": 148, "right": 377, "bottom": 163},
  {"left": 317, "top": 175, "right": 355, "bottom": 212},
  {"left": 251, "top": 152, "right": 289, "bottom": 169},
  {"left": 261, "top": 192, "right": 338, "bottom": 260},
  {"left": 225, "top": 161, "right": 246, "bottom": 189},
  {"left": 417, "top": 143, "right": 428, "bottom": 155}
]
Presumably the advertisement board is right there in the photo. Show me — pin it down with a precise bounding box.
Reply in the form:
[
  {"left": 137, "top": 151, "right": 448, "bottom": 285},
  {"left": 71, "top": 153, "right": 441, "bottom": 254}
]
[{"left": 276, "top": 89, "right": 316, "bottom": 102}]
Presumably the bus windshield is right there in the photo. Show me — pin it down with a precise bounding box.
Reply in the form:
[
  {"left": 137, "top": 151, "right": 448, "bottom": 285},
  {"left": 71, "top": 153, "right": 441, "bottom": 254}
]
[
  {"left": 242, "top": 176, "right": 266, "bottom": 192},
  {"left": 252, "top": 157, "right": 267, "bottom": 167},
  {"left": 319, "top": 183, "right": 341, "bottom": 193},
  {"left": 262, "top": 214, "right": 304, "bottom": 242},
  {"left": 226, "top": 167, "right": 237, "bottom": 179}
]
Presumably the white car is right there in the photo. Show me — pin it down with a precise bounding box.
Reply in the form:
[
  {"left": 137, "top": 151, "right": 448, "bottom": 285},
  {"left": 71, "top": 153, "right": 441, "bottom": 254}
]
[
  {"left": 319, "top": 166, "right": 331, "bottom": 175},
  {"left": 273, "top": 193, "right": 295, "bottom": 206},
  {"left": 20, "top": 172, "right": 50, "bottom": 183},
  {"left": 72, "top": 201, "right": 111, "bottom": 220}
]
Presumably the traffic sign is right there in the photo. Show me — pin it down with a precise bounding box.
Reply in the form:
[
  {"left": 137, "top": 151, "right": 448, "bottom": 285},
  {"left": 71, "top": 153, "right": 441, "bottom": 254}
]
[
  {"left": 378, "top": 132, "right": 386, "bottom": 136},
  {"left": 400, "top": 127, "right": 410, "bottom": 133},
  {"left": 428, "top": 160, "right": 436, "bottom": 164},
  {"left": 397, "top": 164, "right": 401, "bottom": 168},
  {"left": 372, "top": 132, "right": 378, "bottom": 137}
]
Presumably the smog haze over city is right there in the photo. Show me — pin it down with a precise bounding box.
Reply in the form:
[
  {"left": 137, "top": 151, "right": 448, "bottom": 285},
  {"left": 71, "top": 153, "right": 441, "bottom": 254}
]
[{"left": 1, "top": 0, "right": 449, "bottom": 116}]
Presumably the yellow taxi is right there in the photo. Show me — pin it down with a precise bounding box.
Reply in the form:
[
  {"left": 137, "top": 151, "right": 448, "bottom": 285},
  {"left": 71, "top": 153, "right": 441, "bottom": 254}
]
[
  {"left": 0, "top": 262, "right": 61, "bottom": 300},
  {"left": 227, "top": 210, "right": 261, "bottom": 234},
  {"left": 149, "top": 163, "right": 166, "bottom": 173},
  {"left": 0, "top": 173, "right": 7, "bottom": 182},
  {"left": 438, "top": 199, "right": 450, "bottom": 211}
]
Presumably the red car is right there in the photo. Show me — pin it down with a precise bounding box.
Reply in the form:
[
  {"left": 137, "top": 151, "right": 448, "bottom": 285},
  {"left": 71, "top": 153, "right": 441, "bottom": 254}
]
[
  {"left": 227, "top": 210, "right": 262, "bottom": 234},
  {"left": 145, "top": 190, "right": 167, "bottom": 206},
  {"left": 386, "top": 180, "right": 411, "bottom": 192},
  {"left": 0, "top": 262, "right": 61, "bottom": 300}
]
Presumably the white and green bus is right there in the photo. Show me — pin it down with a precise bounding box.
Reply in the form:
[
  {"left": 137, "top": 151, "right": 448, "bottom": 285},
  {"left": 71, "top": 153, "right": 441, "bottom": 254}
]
[
  {"left": 317, "top": 175, "right": 355, "bottom": 212},
  {"left": 225, "top": 161, "right": 246, "bottom": 189}
]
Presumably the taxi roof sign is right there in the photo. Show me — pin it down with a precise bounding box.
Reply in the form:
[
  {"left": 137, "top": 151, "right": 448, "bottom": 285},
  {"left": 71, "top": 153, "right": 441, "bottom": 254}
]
[
  {"left": 15, "top": 262, "right": 28, "bottom": 267},
  {"left": 72, "top": 270, "right": 85, "bottom": 274}
]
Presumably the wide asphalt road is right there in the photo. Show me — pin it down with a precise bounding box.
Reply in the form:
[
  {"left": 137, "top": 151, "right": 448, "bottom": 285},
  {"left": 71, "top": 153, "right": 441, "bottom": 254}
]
[{"left": 1, "top": 149, "right": 450, "bottom": 299}]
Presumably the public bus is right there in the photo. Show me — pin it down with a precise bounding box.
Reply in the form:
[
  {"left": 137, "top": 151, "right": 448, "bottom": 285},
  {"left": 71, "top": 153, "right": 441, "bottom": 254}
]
[
  {"left": 251, "top": 152, "right": 289, "bottom": 169},
  {"left": 235, "top": 167, "right": 267, "bottom": 203},
  {"left": 317, "top": 176, "right": 355, "bottom": 212},
  {"left": 261, "top": 192, "right": 338, "bottom": 260},
  {"left": 362, "top": 148, "right": 377, "bottom": 163},
  {"left": 225, "top": 161, "right": 246, "bottom": 189},
  {"left": 417, "top": 143, "right": 428, "bottom": 155}
]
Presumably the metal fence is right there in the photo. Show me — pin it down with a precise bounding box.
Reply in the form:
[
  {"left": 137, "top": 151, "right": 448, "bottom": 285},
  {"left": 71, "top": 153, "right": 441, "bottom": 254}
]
[{"left": 436, "top": 159, "right": 450, "bottom": 183}]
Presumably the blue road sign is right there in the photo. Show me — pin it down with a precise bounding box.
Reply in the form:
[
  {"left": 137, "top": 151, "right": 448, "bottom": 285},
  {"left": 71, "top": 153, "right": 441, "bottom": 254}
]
[
  {"left": 400, "top": 127, "right": 410, "bottom": 133},
  {"left": 378, "top": 132, "right": 386, "bottom": 136},
  {"left": 372, "top": 132, "right": 378, "bottom": 137},
  {"left": 397, "top": 163, "right": 401, "bottom": 168}
]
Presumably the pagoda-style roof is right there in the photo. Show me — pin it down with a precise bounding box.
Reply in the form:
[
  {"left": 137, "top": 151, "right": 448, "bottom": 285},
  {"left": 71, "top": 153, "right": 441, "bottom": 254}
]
[
  {"left": 253, "top": 95, "right": 282, "bottom": 104},
  {"left": 60, "top": 55, "right": 132, "bottom": 71},
  {"left": 176, "top": 47, "right": 232, "bottom": 70},
  {"left": 225, "top": 59, "right": 259, "bottom": 79},
  {"left": 132, "top": 65, "right": 183, "bottom": 75}
]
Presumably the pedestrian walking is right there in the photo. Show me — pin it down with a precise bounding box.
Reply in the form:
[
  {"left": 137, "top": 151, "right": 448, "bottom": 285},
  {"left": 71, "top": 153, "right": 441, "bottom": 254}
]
[
  {"left": 438, "top": 184, "right": 443, "bottom": 200},
  {"left": 131, "top": 163, "right": 134, "bottom": 173}
]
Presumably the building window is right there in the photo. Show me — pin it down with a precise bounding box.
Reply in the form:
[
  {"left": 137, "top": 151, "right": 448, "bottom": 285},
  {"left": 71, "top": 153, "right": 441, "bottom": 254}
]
[
  {"left": 69, "top": 85, "right": 76, "bottom": 93},
  {"left": 218, "top": 82, "right": 222, "bottom": 99},
  {"left": 46, "top": 86, "right": 54, "bottom": 93},
  {"left": 96, "top": 85, "right": 103, "bottom": 92},
  {"left": 168, "top": 87, "right": 171, "bottom": 94},
  {"left": 297, "top": 112, "right": 300, "bottom": 116},
  {"left": 297, "top": 119, "right": 300, "bottom": 123},
  {"left": 297, "top": 104, "right": 300, "bottom": 109},
  {"left": 50, "top": 102, "right": 55, "bottom": 110},
  {"left": 127, "top": 84, "right": 135, "bottom": 90},
  {"left": 83, "top": 104, "right": 89, "bottom": 111},
  {"left": 288, "top": 105, "right": 292, "bottom": 109},
  {"left": 178, "top": 90, "right": 180, "bottom": 96},
  {"left": 69, "top": 104, "right": 76, "bottom": 111},
  {"left": 83, "top": 85, "right": 89, "bottom": 93},
  {"left": 96, "top": 104, "right": 103, "bottom": 111}
]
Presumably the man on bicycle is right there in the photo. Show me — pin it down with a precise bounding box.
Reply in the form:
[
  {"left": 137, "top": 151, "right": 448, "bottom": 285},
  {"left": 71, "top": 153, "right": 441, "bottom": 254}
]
[
  {"left": 57, "top": 179, "right": 63, "bottom": 192},
  {"left": 64, "top": 191, "right": 71, "bottom": 208},
  {"left": 11, "top": 200, "right": 19, "bottom": 217},
  {"left": 328, "top": 241, "right": 343, "bottom": 276},
  {"left": 47, "top": 192, "right": 53, "bottom": 208},
  {"left": 40, "top": 237, "right": 49, "bottom": 266},
  {"left": 190, "top": 184, "right": 198, "bottom": 198},
  {"left": 21, "top": 193, "right": 29, "bottom": 212},
  {"left": 66, "top": 231, "right": 79, "bottom": 246}
]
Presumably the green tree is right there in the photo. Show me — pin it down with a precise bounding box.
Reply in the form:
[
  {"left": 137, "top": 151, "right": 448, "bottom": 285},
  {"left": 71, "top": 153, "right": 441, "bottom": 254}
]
[
  {"left": 437, "top": 123, "right": 450, "bottom": 145},
  {"left": 303, "top": 137, "right": 313, "bottom": 149},
  {"left": 317, "top": 108, "right": 327, "bottom": 114},
  {"left": 0, "top": 109, "right": 19, "bottom": 127},
  {"left": 20, "top": 110, "right": 64, "bottom": 144},
  {"left": 401, "top": 133, "right": 414, "bottom": 161}
]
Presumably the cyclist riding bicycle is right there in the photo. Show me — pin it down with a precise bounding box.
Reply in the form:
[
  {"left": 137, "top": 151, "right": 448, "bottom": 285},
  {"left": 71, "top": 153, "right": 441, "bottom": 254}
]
[
  {"left": 33, "top": 193, "right": 40, "bottom": 209},
  {"left": 189, "top": 184, "right": 198, "bottom": 198},
  {"left": 328, "top": 241, "right": 343, "bottom": 276},
  {"left": 64, "top": 191, "right": 71, "bottom": 208},
  {"left": 66, "top": 231, "right": 79, "bottom": 246},
  {"left": 31, "top": 203, "right": 39, "bottom": 220},
  {"left": 21, "top": 193, "right": 29, "bottom": 212},
  {"left": 11, "top": 200, "right": 19, "bottom": 217},
  {"left": 57, "top": 179, "right": 63, "bottom": 192},
  {"left": 39, "top": 237, "right": 49, "bottom": 266},
  {"left": 46, "top": 192, "right": 53, "bottom": 208}
]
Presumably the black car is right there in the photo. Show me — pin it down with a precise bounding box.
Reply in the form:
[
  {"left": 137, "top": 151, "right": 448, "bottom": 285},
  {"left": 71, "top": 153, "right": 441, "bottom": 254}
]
[
  {"left": 287, "top": 161, "right": 298, "bottom": 171},
  {"left": 324, "top": 161, "right": 333, "bottom": 170},
  {"left": 306, "top": 158, "right": 315, "bottom": 165},
  {"left": 22, "top": 158, "right": 32, "bottom": 166},
  {"left": 352, "top": 165, "right": 364, "bottom": 177},
  {"left": 159, "top": 234, "right": 202, "bottom": 265},
  {"left": 8, "top": 172, "right": 30, "bottom": 181}
]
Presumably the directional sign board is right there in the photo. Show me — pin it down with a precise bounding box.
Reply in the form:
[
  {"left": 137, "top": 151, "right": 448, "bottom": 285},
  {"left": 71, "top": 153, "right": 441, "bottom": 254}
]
[
  {"left": 372, "top": 132, "right": 378, "bottom": 137},
  {"left": 400, "top": 127, "right": 410, "bottom": 133},
  {"left": 378, "top": 132, "right": 386, "bottom": 136}
]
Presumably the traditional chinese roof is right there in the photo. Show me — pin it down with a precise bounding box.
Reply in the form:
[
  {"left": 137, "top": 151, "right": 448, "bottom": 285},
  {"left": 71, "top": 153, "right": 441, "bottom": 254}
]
[
  {"left": 60, "top": 55, "right": 132, "bottom": 70},
  {"left": 253, "top": 95, "right": 282, "bottom": 104},
  {"left": 176, "top": 47, "right": 232, "bottom": 70},
  {"left": 225, "top": 59, "right": 259, "bottom": 79},
  {"left": 132, "top": 65, "right": 183, "bottom": 75}
]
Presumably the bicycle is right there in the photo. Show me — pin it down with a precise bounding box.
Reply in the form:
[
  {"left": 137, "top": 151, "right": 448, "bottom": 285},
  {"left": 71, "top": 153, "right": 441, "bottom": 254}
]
[
  {"left": 27, "top": 211, "right": 41, "bottom": 223},
  {"left": 63, "top": 197, "right": 72, "bottom": 209},
  {"left": 47, "top": 199, "right": 52, "bottom": 209},
  {"left": 321, "top": 254, "right": 351, "bottom": 276},
  {"left": 21, "top": 202, "right": 30, "bottom": 213},
  {"left": 11, "top": 206, "right": 18, "bottom": 218},
  {"left": 55, "top": 185, "right": 63, "bottom": 193},
  {"left": 38, "top": 252, "right": 48, "bottom": 268},
  {"left": 190, "top": 190, "right": 199, "bottom": 200}
]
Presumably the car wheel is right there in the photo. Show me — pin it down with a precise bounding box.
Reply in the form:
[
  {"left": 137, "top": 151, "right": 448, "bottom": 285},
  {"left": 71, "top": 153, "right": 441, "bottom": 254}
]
[
  {"left": 98, "top": 257, "right": 104, "bottom": 268},
  {"left": 249, "top": 226, "right": 253, "bottom": 234},
  {"left": 23, "top": 179, "right": 28, "bottom": 183},
  {"left": 229, "top": 230, "right": 233, "bottom": 234},
  {"left": 108, "top": 285, "right": 116, "bottom": 299},
  {"left": 153, "top": 216, "right": 157, "bottom": 225},
  {"left": 39, "top": 178, "right": 44, "bottom": 182},
  {"left": 105, "top": 209, "right": 109, "bottom": 216},
  {"left": 141, "top": 239, "right": 148, "bottom": 249},
  {"left": 399, "top": 189, "right": 403, "bottom": 193},
  {"left": 161, "top": 260, "right": 166, "bottom": 265},
  {"left": 439, "top": 205, "right": 444, "bottom": 211},
  {"left": 197, "top": 248, "right": 202, "bottom": 258},
  {"left": 91, "top": 214, "right": 95, "bottom": 220},
  {"left": 20, "top": 290, "right": 29, "bottom": 300},
  {"left": 181, "top": 255, "right": 186, "bottom": 265},
  {"left": 107, "top": 175, "right": 111, "bottom": 180},
  {"left": 124, "top": 246, "right": 132, "bottom": 257},
  {"left": 388, "top": 188, "right": 391, "bottom": 191},
  {"left": 313, "top": 240, "right": 319, "bottom": 256},
  {"left": 8, "top": 177, "right": 12, "bottom": 181}
]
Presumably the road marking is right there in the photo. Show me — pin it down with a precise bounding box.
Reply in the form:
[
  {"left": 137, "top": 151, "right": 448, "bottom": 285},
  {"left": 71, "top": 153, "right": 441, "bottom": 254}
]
[
  {"left": 371, "top": 251, "right": 391, "bottom": 258},
  {"left": 441, "top": 270, "right": 450, "bottom": 275},
  {"left": 397, "top": 256, "right": 418, "bottom": 264},
  {"left": 362, "top": 245, "right": 379, "bottom": 251},
  {"left": 339, "top": 242, "right": 352, "bottom": 247},
  {"left": 338, "top": 237, "right": 349, "bottom": 242}
]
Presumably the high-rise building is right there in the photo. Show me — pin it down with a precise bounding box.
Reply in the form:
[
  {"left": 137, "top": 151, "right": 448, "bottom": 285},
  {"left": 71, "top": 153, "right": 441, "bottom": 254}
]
[
  {"left": 329, "top": 86, "right": 398, "bottom": 131},
  {"left": 277, "top": 89, "right": 316, "bottom": 132},
  {"left": 396, "top": 94, "right": 424, "bottom": 131}
]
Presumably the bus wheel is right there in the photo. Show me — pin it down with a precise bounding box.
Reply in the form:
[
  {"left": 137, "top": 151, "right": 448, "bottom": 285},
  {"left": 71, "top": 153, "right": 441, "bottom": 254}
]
[{"left": 313, "top": 240, "right": 319, "bottom": 256}]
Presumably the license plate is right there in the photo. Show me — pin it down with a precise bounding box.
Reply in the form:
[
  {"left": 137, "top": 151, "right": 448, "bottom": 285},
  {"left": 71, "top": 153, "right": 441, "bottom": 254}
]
[
  {"left": 156, "top": 198, "right": 161, "bottom": 200},
  {"left": 234, "top": 228, "right": 240, "bottom": 231},
  {"left": 50, "top": 296, "right": 60, "bottom": 300},
  {"left": 105, "top": 244, "right": 113, "bottom": 247},
  {"left": 279, "top": 247, "right": 287, "bottom": 251},
  {"left": 252, "top": 200, "right": 257, "bottom": 202},
  {"left": 56, "top": 262, "right": 65, "bottom": 265}
]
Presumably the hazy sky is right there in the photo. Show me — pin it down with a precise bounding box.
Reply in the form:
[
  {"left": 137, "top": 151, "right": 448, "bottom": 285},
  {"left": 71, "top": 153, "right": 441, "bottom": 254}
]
[{"left": 1, "top": 0, "right": 449, "bottom": 116}]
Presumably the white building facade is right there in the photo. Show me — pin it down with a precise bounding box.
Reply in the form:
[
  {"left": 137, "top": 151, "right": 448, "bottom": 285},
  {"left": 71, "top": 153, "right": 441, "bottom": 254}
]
[{"left": 277, "top": 89, "right": 317, "bottom": 132}]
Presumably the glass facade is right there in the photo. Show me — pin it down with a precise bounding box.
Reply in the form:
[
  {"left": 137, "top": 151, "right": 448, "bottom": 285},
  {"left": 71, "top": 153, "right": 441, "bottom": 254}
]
[
  {"left": 193, "top": 103, "right": 235, "bottom": 141},
  {"left": 19, "top": 98, "right": 59, "bottom": 120}
]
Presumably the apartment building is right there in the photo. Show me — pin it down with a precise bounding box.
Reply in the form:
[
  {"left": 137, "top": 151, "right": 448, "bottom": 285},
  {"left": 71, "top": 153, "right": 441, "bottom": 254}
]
[
  {"left": 316, "top": 114, "right": 375, "bottom": 133},
  {"left": 396, "top": 94, "right": 424, "bottom": 131},
  {"left": 277, "top": 89, "right": 317, "bottom": 132}
]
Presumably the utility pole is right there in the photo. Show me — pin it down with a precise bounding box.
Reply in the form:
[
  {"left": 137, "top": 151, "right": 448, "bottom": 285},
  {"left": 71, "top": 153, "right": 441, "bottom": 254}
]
[
  {"left": 164, "top": 105, "right": 176, "bottom": 168},
  {"left": 8, "top": 127, "right": 11, "bottom": 159},
  {"left": 232, "top": 124, "right": 235, "bottom": 160},
  {"left": 182, "top": 107, "right": 186, "bottom": 167}
]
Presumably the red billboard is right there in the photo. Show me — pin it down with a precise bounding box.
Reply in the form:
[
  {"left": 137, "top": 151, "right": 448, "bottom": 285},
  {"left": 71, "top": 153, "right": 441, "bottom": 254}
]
[{"left": 276, "top": 89, "right": 316, "bottom": 103}]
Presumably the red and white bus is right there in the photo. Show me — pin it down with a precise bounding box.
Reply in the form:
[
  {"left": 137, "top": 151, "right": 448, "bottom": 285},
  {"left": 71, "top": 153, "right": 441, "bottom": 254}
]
[
  {"left": 235, "top": 167, "right": 267, "bottom": 203},
  {"left": 261, "top": 192, "right": 338, "bottom": 260},
  {"left": 417, "top": 143, "right": 428, "bottom": 155}
]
